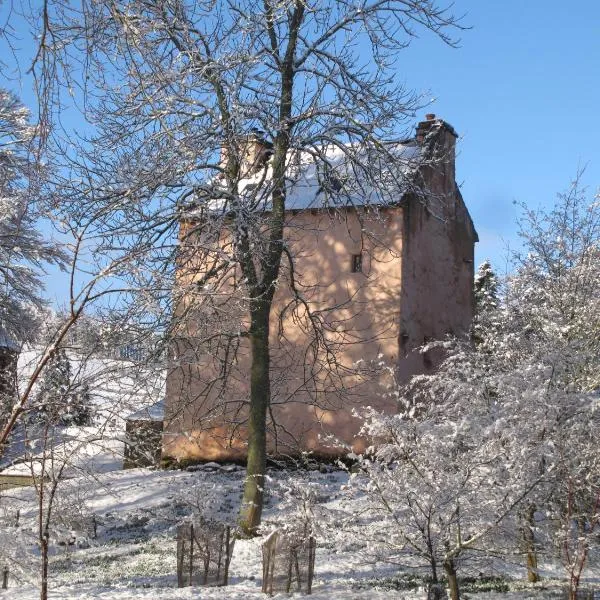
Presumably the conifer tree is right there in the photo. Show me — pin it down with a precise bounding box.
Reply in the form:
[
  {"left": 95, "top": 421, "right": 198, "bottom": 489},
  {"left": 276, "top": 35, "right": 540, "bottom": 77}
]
[
  {"left": 474, "top": 260, "right": 499, "bottom": 313},
  {"left": 472, "top": 259, "right": 500, "bottom": 347},
  {"left": 31, "top": 349, "right": 93, "bottom": 426},
  {"left": 0, "top": 89, "right": 65, "bottom": 341},
  {"left": 64, "top": 381, "right": 93, "bottom": 426}
]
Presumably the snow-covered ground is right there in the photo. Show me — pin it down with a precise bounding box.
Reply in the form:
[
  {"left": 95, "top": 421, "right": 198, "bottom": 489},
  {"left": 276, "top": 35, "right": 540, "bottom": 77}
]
[
  {"left": 0, "top": 465, "right": 595, "bottom": 599},
  {"left": 0, "top": 351, "right": 596, "bottom": 598}
]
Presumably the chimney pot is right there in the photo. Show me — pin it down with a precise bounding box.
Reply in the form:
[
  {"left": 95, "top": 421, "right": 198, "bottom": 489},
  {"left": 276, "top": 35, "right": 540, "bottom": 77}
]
[
  {"left": 425, "top": 113, "right": 436, "bottom": 121},
  {"left": 243, "top": 131, "right": 273, "bottom": 174}
]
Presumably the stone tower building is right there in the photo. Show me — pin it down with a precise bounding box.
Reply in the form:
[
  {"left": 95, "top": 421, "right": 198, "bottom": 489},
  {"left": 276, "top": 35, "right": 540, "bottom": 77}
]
[{"left": 164, "top": 115, "right": 478, "bottom": 461}]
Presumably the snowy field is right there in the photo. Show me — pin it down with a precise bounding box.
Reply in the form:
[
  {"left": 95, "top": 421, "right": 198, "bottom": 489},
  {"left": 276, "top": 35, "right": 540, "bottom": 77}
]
[{"left": 0, "top": 464, "right": 596, "bottom": 599}]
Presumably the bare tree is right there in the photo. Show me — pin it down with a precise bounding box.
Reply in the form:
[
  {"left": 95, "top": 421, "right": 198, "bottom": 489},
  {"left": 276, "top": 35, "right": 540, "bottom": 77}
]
[
  {"left": 510, "top": 174, "right": 600, "bottom": 599},
  {"left": 23, "top": 0, "right": 465, "bottom": 533}
]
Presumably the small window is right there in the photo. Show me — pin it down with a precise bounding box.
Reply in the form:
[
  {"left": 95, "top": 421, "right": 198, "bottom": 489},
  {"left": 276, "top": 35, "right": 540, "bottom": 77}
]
[{"left": 350, "top": 254, "right": 363, "bottom": 273}]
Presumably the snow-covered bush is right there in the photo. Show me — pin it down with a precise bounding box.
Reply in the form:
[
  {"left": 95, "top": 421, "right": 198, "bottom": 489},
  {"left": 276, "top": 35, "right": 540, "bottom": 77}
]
[
  {"left": 344, "top": 337, "right": 549, "bottom": 600},
  {"left": 347, "top": 177, "right": 600, "bottom": 600}
]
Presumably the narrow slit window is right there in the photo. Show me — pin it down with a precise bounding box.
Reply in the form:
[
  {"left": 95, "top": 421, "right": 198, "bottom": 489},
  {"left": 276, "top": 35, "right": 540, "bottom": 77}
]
[{"left": 351, "top": 254, "right": 363, "bottom": 273}]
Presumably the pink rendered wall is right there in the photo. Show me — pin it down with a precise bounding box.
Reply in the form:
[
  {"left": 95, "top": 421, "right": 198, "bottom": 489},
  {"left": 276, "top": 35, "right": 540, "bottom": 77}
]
[
  {"left": 164, "top": 206, "right": 405, "bottom": 460},
  {"left": 397, "top": 122, "right": 476, "bottom": 381}
]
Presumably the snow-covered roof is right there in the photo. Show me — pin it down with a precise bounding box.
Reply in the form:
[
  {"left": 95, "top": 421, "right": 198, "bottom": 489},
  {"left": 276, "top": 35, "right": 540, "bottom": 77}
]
[
  {"left": 187, "top": 141, "right": 421, "bottom": 216},
  {"left": 0, "top": 325, "right": 19, "bottom": 352},
  {"left": 284, "top": 142, "right": 419, "bottom": 210},
  {"left": 126, "top": 399, "right": 165, "bottom": 422}
]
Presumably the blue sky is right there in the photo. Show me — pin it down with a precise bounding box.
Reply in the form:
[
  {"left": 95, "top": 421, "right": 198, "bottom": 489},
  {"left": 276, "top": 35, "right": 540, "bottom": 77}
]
[
  {"left": 395, "top": 0, "right": 600, "bottom": 274},
  {"left": 2, "top": 0, "right": 599, "bottom": 300}
]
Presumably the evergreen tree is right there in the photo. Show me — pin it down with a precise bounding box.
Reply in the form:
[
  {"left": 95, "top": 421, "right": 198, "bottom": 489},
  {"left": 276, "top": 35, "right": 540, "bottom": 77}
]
[
  {"left": 472, "top": 259, "right": 500, "bottom": 347},
  {"left": 474, "top": 259, "right": 499, "bottom": 313},
  {"left": 31, "top": 349, "right": 93, "bottom": 426},
  {"left": 64, "top": 381, "right": 93, "bottom": 426},
  {"left": 0, "top": 89, "right": 65, "bottom": 341}
]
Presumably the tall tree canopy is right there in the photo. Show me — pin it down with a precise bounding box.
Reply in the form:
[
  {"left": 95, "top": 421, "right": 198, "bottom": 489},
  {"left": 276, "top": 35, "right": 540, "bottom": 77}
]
[
  {"left": 0, "top": 89, "right": 64, "bottom": 341},
  {"left": 27, "top": 0, "right": 464, "bottom": 532}
]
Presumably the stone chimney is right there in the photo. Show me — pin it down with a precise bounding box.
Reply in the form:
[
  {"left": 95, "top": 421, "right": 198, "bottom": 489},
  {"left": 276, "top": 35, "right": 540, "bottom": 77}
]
[
  {"left": 242, "top": 130, "right": 273, "bottom": 174},
  {"left": 414, "top": 114, "right": 458, "bottom": 210},
  {"left": 416, "top": 113, "right": 457, "bottom": 168},
  {"left": 415, "top": 113, "right": 457, "bottom": 145},
  {"left": 221, "top": 130, "right": 273, "bottom": 177}
]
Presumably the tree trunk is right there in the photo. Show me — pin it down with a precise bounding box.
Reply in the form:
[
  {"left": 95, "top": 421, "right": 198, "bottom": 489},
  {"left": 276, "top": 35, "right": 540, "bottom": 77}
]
[
  {"left": 239, "top": 304, "right": 271, "bottom": 535},
  {"left": 40, "top": 535, "right": 48, "bottom": 600},
  {"left": 443, "top": 558, "right": 460, "bottom": 600},
  {"left": 429, "top": 555, "right": 439, "bottom": 587},
  {"left": 568, "top": 584, "right": 586, "bottom": 600},
  {"left": 428, "top": 582, "right": 447, "bottom": 600},
  {"left": 427, "top": 552, "right": 446, "bottom": 599},
  {"left": 522, "top": 503, "right": 539, "bottom": 583}
]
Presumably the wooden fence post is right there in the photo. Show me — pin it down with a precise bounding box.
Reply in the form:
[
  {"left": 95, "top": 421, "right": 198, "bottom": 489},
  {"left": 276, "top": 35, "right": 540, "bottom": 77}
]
[
  {"left": 223, "top": 526, "right": 231, "bottom": 585},
  {"left": 189, "top": 523, "right": 194, "bottom": 586}
]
